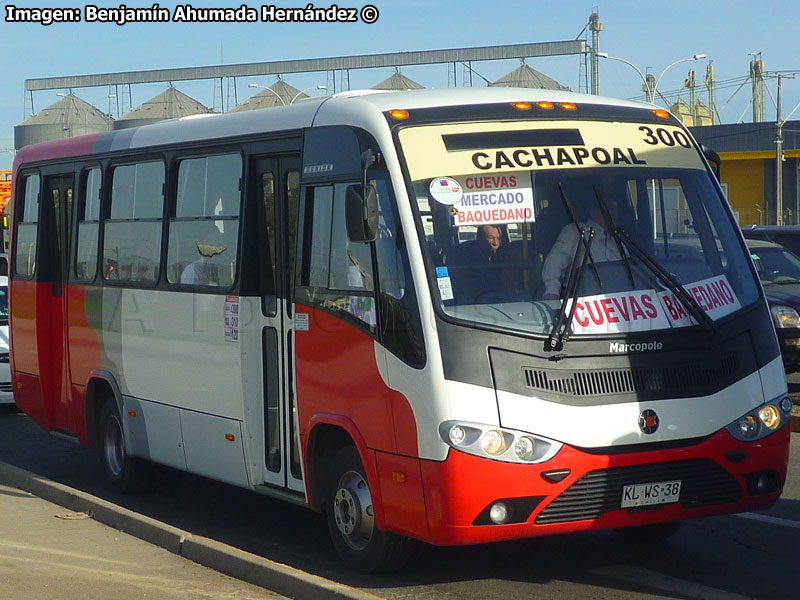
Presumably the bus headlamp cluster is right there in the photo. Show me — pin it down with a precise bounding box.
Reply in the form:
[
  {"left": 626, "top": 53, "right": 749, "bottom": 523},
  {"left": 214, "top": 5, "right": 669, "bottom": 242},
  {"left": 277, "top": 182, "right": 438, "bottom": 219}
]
[
  {"left": 726, "top": 397, "right": 792, "bottom": 442},
  {"left": 440, "top": 421, "right": 562, "bottom": 464}
]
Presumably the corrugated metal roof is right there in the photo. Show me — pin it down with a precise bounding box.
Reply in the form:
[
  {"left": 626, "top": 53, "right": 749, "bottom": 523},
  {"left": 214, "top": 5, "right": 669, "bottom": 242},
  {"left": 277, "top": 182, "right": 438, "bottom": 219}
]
[
  {"left": 490, "top": 63, "right": 570, "bottom": 91},
  {"left": 18, "top": 94, "right": 112, "bottom": 127},
  {"left": 690, "top": 120, "right": 800, "bottom": 153},
  {"left": 231, "top": 79, "right": 308, "bottom": 112},
  {"left": 372, "top": 72, "right": 424, "bottom": 91},
  {"left": 116, "top": 87, "right": 212, "bottom": 122}
]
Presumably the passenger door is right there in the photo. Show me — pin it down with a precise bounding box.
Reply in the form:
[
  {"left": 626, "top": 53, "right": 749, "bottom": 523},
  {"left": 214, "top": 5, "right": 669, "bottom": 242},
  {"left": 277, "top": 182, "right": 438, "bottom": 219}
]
[
  {"left": 253, "top": 155, "right": 304, "bottom": 493},
  {"left": 42, "top": 174, "right": 73, "bottom": 431}
]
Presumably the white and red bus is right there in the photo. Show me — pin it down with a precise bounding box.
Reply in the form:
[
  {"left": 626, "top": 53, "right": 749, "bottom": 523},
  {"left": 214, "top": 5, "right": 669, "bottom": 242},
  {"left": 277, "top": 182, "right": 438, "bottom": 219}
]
[{"left": 9, "top": 88, "right": 792, "bottom": 571}]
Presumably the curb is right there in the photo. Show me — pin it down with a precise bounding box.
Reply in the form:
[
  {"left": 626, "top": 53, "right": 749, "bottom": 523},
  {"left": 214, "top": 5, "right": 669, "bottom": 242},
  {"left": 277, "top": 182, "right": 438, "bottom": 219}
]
[{"left": 0, "top": 461, "right": 383, "bottom": 600}]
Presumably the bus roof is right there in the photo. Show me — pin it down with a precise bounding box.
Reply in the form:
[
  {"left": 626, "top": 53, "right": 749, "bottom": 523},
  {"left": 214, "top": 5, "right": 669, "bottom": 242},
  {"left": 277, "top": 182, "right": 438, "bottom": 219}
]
[{"left": 13, "top": 87, "right": 656, "bottom": 169}]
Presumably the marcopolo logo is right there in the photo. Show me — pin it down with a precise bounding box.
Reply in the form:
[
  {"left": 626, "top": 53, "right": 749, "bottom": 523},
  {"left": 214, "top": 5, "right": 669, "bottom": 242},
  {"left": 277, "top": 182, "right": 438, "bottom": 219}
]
[
  {"left": 609, "top": 341, "right": 663, "bottom": 353},
  {"left": 638, "top": 409, "right": 660, "bottom": 434}
]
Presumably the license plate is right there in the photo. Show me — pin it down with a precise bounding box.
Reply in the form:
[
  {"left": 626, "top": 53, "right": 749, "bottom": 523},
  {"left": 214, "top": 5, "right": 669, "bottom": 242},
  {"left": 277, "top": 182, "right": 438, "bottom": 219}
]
[{"left": 621, "top": 480, "right": 681, "bottom": 508}]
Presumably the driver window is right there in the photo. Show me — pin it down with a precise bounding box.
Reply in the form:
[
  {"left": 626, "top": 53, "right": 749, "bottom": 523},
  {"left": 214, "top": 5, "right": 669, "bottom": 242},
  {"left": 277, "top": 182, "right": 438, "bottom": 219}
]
[{"left": 296, "top": 184, "right": 376, "bottom": 331}]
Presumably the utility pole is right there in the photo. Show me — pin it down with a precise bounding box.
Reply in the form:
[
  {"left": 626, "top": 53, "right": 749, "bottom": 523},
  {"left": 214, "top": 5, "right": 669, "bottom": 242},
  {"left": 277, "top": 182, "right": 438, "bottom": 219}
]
[
  {"left": 776, "top": 74, "right": 784, "bottom": 224},
  {"left": 705, "top": 63, "right": 714, "bottom": 125},
  {"left": 687, "top": 69, "right": 696, "bottom": 125},
  {"left": 589, "top": 11, "right": 602, "bottom": 95},
  {"left": 751, "top": 53, "right": 765, "bottom": 122}
]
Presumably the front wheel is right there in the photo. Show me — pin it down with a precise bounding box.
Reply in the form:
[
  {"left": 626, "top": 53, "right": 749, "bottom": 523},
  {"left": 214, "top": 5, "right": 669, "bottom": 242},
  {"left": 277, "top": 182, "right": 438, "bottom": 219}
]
[
  {"left": 325, "top": 446, "right": 412, "bottom": 572},
  {"left": 98, "top": 400, "right": 153, "bottom": 493}
]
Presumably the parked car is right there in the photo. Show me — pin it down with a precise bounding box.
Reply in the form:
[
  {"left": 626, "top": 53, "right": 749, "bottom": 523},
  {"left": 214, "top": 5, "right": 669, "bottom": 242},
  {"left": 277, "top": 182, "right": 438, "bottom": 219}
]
[
  {"left": 0, "top": 276, "right": 12, "bottom": 405},
  {"left": 742, "top": 225, "right": 800, "bottom": 257},
  {"left": 745, "top": 239, "right": 800, "bottom": 372}
]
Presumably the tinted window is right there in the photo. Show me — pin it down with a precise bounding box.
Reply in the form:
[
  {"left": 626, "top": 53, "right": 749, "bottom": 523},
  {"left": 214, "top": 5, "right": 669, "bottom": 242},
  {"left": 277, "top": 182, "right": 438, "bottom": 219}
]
[
  {"left": 103, "top": 161, "right": 164, "bottom": 284},
  {"left": 15, "top": 173, "right": 40, "bottom": 277},
  {"left": 75, "top": 167, "right": 101, "bottom": 281}
]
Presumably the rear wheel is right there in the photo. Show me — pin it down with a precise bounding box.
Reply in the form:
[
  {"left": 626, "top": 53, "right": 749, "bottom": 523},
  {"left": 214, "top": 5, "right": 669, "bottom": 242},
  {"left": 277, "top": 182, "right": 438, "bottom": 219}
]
[
  {"left": 325, "top": 446, "right": 412, "bottom": 572},
  {"left": 98, "top": 400, "right": 153, "bottom": 493},
  {"left": 615, "top": 521, "right": 682, "bottom": 543}
]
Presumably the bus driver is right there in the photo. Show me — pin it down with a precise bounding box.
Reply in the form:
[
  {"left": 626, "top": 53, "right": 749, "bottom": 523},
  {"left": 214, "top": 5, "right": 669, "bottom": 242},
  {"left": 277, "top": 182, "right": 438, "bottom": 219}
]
[{"left": 541, "top": 196, "right": 623, "bottom": 300}]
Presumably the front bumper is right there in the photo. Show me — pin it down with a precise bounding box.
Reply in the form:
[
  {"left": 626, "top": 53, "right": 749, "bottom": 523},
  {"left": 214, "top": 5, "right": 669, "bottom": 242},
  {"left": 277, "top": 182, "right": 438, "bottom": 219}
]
[{"left": 419, "top": 424, "right": 789, "bottom": 546}]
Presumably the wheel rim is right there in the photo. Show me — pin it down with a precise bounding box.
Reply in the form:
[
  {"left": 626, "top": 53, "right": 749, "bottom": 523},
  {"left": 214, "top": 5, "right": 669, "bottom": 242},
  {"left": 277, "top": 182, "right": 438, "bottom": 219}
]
[
  {"left": 333, "top": 469, "right": 374, "bottom": 551},
  {"left": 103, "top": 414, "right": 125, "bottom": 478}
]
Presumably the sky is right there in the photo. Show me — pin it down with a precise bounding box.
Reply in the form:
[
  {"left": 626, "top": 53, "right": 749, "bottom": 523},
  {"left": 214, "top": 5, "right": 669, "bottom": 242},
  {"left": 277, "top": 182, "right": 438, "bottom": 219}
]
[{"left": 1, "top": 0, "right": 799, "bottom": 171}]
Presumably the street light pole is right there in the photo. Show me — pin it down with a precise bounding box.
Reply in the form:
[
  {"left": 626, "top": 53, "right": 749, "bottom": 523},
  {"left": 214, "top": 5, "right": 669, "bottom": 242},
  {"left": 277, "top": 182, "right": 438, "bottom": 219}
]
[
  {"left": 597, "top": 53, "right": 706, "bottom": 105},
  {"left": 248, "top": 83, "right": 286, "bottom": 105}
]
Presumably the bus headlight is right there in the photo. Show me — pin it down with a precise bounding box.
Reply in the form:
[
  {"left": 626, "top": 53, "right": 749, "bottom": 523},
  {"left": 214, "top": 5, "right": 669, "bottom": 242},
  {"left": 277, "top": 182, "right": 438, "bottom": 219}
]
[
  {"left": 514, "top": 436, "right": 536, "bottom": 462},
  {"left": 439, "top": 421, "right": 562, "bottom": 464},
  {"left": 726, "top": 396, "right": 789, "bottom": 441},
  {"left": 480, "top": 430, "right": 508, "bottom": 456},
  {"left": 758, "top": 405, "right": 781, "bottom": 430},
  {"left": 770, "top": 305, "right": 800, "bottom": 328}
]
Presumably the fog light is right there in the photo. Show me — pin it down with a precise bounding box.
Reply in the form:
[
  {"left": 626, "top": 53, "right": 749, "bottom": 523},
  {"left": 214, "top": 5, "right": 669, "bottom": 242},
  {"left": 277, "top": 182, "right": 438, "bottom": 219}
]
[
  {"left": 481, "top": 430, "right": 507, "bottom": 456},
  {"left": 448, "top": 425, "right": 466, "bottom": 445},
  {"left": 779, "top": 397, "right": 794, "bottom": 415},
  {"left": 738, "top": 415, "right": 760, "bottom": 438},
  {"left": 514, "top": 436, "right": 536, "bottom": 462},
  {"left": 489, "top": 501, "right": 511, "bottom": 524},
  {"left": 758, "top": 405, "right": 781, "bottom": 430}
]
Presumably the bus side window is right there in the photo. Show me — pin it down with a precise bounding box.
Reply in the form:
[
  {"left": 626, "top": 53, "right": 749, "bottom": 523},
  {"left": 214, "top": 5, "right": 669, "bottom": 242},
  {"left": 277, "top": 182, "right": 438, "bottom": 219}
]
[
  {"left": 296, "top": 184, "right": 376, "bottom": 331},
  {"left": 14, "top": 173, "right": 40, "bottom": 278},
  {"left": 75, "top": 167, "right": 101, "bottom": 281},
  {"left": 103, "top": 161, "right": 165, "bottom": 284},
  {"left": 166, "top": 153, "right": 242, "bottom": 289}
]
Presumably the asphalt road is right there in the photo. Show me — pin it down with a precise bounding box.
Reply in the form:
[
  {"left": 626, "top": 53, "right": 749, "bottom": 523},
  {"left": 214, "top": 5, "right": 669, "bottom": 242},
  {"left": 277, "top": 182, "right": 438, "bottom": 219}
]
[{"left": 1, "top": 404, "right": 798, "bottom": 600}]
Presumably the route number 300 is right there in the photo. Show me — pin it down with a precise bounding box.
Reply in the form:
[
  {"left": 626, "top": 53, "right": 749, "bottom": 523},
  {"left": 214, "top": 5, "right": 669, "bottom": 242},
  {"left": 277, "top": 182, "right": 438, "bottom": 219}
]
[{"left": 639, "top": 125, "right": 692, "bottom": 148}]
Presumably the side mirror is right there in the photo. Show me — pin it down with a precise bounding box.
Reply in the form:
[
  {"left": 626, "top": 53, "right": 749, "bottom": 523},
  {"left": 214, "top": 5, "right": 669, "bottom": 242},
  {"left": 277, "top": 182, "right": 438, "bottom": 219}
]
[
  {"left": 346, "top": 183, "right": 378, "bottom": 242},
  {"left": 345, "top": 149, "right": 379, "bottom": 242}
]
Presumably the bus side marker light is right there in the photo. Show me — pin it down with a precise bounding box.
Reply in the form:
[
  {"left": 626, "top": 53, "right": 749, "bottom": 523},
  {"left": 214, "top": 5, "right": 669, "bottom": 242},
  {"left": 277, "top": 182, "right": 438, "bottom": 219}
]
[
  {"left": 391, "top": 471, "right": 406, "bottom": 484},
  {"left": 16, "top": 382, "right": 22, "bottom": 389},
  {"left": 541, "top": 469, "right": 570, "bottom": 483},
  {"left": 652, "top": 109, "right": 670, "bottom": 119},
  {"left": 512, "top": 102, "right": 531, "bottom": 110},
  {"left": 559, "top": 102, "right": 577, "bottom": 110},
  {"left": 225, "top": 434, "right": 235, "bottom": 442},
  {"left": 388, "top": 109, "right": 409, "bottom": 120},
  {"left": 536, "top": 101, "right": 554, "bottom": 110},
  {"left": 128, "top": 410, "right": 136, "bottom": 418}
]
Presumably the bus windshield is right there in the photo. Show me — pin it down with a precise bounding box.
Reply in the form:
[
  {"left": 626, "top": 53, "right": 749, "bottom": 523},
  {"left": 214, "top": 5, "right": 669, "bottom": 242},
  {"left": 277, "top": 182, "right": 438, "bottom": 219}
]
[{"left": 399, "top": 119, "right": 760, "bottom": 337}]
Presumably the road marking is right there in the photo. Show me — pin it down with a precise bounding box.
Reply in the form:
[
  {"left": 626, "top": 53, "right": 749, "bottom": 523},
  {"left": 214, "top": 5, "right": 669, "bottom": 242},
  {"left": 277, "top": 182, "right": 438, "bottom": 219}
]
[
  {"left": 735, "top": 512, "right": 800, "bottom": 529},
  {"left": 591, "top": 565, "right": 751, "bottom": 600}
]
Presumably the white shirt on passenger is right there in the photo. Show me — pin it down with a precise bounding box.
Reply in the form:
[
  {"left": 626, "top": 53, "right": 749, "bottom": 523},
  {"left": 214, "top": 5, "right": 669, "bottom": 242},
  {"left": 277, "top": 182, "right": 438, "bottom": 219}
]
[{"left": 541, "top": 218, "right": 623, "bottom": 298}]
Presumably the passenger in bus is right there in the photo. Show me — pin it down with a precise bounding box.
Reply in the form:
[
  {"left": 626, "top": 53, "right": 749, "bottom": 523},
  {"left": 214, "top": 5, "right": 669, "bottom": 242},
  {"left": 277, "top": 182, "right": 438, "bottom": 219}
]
[
  {"left": 457, "top": 224, "right": 504, "bottom": 265},
  {"left": 541, "top": 196, "right": 623, "bottom": 300}
]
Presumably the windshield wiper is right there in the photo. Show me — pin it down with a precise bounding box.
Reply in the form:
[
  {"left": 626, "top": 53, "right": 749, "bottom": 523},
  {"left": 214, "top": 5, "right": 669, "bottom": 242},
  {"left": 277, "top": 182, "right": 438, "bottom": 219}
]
[
  {"left": 558, "top": 184, "right": 601, "bottom": 288},
  {"left": 592, "top": 185, "right": 635, "bottom": 288},
  {"left": 547, "top": 226, "right": 595, "bottom": 352},
  {"left": 592, "top": 188, "right": 716, "bottom": 337}
]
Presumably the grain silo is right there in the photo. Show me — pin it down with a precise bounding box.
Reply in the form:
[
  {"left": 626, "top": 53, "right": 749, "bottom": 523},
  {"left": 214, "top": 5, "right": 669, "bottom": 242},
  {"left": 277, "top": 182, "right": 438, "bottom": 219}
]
[
  {"left": 372, "top": 70, "right": 424, "bottom": 91},
  {"left": 231, "top": 80, "right": 308, "bottom": 112},
  {"left": 14, "top": 93, "right": 113, "bottom": 150},
  {"left": 490, "top": 62, "right": 570, "bottom": 91},
  {"left": 114, "top": 86, "right": 213, "bottom": 129}
]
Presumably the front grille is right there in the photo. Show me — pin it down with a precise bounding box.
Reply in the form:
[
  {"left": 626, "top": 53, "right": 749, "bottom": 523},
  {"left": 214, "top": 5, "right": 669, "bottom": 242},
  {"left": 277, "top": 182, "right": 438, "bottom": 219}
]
[
  {"left": 523, "top": 354, "right": 738, "bottom": 398},
  {"left": 0, "top": 382, "right": 12, "bottom": 392},
  {"left": 535, "top": 459, "right": 741, "bottom": 525}
]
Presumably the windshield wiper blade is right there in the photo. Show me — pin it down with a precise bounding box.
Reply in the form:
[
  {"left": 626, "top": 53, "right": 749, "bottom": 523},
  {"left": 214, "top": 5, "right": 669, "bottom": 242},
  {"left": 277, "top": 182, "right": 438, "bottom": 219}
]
[
  {"left": 592, "top": 185, "right": 635, "bottom": 288},
  {"left": 558, "top": 184, "right": 601, "bottom": 289},
  {"left": 616, "top": 227, "right": 716, "bottom": 336},
  {"left": 591, "top": 186, "right": 715, "bottom": 337},
  {"left": 547, "top": 227, "right": 595, "bottom": 352}
]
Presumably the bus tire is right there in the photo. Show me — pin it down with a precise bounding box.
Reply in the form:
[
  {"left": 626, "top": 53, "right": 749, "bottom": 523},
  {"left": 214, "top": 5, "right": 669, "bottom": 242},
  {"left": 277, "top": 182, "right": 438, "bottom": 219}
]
[
  {"left": 98, "top": 400, "right": 153, "bottom": 493},
  {"left": 325, "top": 446, "right": 413, "bottom": 572},
  {"left": 615, "top": 521, "right": 682, "bottom": 543}
]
